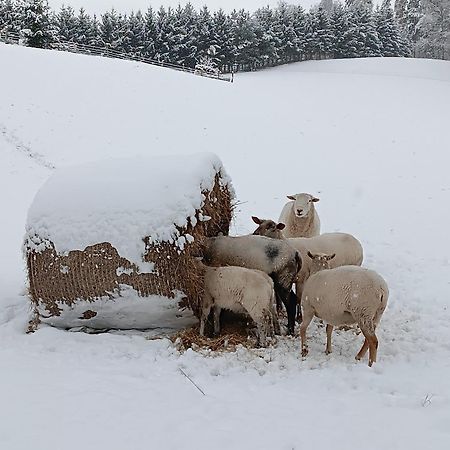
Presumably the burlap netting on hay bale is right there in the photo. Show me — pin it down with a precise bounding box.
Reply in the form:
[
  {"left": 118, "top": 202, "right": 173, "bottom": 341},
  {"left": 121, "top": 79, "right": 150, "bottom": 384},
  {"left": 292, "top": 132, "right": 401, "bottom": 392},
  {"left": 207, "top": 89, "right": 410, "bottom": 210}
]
[{"left": 25, "top": 153, "right": 233, "bottom": 329}]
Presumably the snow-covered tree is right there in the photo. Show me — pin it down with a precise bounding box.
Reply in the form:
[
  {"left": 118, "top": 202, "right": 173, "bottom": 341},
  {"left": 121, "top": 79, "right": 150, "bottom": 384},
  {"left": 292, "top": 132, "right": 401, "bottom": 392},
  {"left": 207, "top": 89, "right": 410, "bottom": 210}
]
[
  {"left": 20, "top": 0, "right": 55, "bottom": 48},
  {"left": 99, "top": 8, "right": 124, "bottom": 50},
  {"left": 54, "top": 5, "right": 77, "bottom": 43},
  {"left": 417, "top": 0, "right": 450, "bottom": 59},
  {"left": 375, "top": 0, "right": 410, "bottom": 56}
]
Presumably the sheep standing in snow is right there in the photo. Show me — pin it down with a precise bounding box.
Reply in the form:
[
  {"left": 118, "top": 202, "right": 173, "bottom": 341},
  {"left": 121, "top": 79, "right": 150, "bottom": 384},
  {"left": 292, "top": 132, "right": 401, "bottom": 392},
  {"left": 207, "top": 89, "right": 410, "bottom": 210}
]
[
  {"left": 202, "top": 235, "right": 301, "bottom": 334},
  {"left": 300, "top": 252, "right": 389, "bottom": 367},
  {"left": 200, "top": 266, "right": 280, "bottom": 346},
  {"left": 252, "top": 217, "right": 363, "bottom": 317},
  {"left": 278, "top": 193, "right": 320, "bottom": 238}
]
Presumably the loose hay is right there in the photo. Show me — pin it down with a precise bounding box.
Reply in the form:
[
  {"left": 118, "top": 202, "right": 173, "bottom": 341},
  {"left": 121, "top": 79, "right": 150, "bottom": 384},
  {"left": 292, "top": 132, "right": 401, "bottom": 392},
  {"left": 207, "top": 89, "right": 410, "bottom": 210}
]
[
  {"left": 172, "top": 323, "right": 256, "bottom": 353},
  {"left": 25, "top": 154, "right": 233, "bottom": 329}
]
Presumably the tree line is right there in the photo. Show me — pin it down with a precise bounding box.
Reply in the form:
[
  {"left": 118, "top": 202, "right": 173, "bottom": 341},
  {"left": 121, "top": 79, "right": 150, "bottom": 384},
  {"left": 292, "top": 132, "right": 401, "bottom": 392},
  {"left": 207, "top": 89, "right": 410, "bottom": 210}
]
[{"left": 0, "top": 0, "right": 412, "bottom": 72}]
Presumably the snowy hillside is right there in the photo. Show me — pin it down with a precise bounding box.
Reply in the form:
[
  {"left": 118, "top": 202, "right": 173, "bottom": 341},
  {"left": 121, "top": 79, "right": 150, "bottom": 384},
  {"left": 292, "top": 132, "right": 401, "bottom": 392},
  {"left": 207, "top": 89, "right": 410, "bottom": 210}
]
[{"left": 1, "top": 42, "right": 450, "bottom": 449}]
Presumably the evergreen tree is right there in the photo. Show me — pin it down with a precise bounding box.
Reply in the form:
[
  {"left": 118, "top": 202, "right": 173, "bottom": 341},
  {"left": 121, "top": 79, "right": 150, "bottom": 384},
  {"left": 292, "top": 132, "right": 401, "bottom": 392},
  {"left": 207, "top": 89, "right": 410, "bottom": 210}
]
[
  {"left": 211, "top": 9, "right": 234, "bottom": 70},
  {"left": 143, "top": 7, "right": 157, "bottom": 59},
  {"left": 330, "top": 3, "right": 353, "bottom": 58},
  {"left": 99, "top": 8, "right": 123, "bottom": 50},
  {"left": 171, "top": 4, "right": 198, "bottom": 66},
  {"left": 230, "top": 9, "right": 258, "bottom": 70},
  {"left": 375, "top": 0, "right": 408, "bottom": 56},
  {"left": 253, "top": 6, "right": 277, "bottom": 65},
  {"left": 75, "top": 8, "right": 99, "bottom": 46},
  {"left": 55, "top": 5, "right": 77, "bottom": 43},
  {"left": 273, "top": 2, "right": 298, "bottom": 61},
  {"left": 292, "top": 5, "right": 308, "bottom": 59},
  {"left": 351, "top": 4, "right": 383, "bottom": 57},
  {"left": 123, "top": 10, "right": 145, "bottom": 56},
  {"left": 0, "top": 0, "right": 20, "bottom": 33},
  {"left": 417, "top": 0, "right": 450, "bottom": 59},
  {"left": 20, "top": 0, "right": 55, "bottom": 48}
]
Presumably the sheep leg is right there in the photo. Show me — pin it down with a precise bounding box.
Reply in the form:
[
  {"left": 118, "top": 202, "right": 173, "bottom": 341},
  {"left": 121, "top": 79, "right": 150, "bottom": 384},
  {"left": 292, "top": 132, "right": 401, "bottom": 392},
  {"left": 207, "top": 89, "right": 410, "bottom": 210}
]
[
  {"left": 355, "top": 338, "right": 369, "bottom": 361},
  {"left": 359, "top": 326, "right": 378, "bottom": 367},
  {"left": 325, "top": 324, "right": 333, "bottom": 354},
  {"left": 256, "top": 321, "right": 267, "bottom": 347},
  {"left": 368, "top": 334, "right": 379, "bottom": 367},
  {"left": 213, "top": 306, "right": 221, "bottom": 337},
  {"left": 199, "top": 304, "right": 212, "bottom": 336},
  {"left": 295, "top": 280, "right": 303, "bottom": 322},
  {"left": 299, "top": 307, "right": 314, "bottom": 357},
  {"left": 271, "top": 307, "right": 281, "bottom": 335}
]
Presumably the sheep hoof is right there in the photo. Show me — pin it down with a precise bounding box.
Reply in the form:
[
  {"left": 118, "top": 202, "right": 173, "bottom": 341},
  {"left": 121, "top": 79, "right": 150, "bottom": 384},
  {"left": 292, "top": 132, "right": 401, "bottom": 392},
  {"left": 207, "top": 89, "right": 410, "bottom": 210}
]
[
  {"left": 368, "top": 360, "right": 374, "bottom": 367},
  {"left": 301, "top": 348, "right": 308, "bottom": 357},
  {"left": 325, "top": 349, "right": 332, "bottom": 355}
]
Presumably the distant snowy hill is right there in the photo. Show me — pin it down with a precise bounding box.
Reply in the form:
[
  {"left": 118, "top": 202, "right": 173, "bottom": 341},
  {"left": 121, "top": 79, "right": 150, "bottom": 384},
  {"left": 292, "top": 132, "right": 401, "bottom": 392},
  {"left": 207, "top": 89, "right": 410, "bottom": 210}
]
[
  {"left": 47, "top": 0, "right": 320, "bottom": 14},
  {"left": 1, "top": 42, "right": 450, "bottom": 450}
]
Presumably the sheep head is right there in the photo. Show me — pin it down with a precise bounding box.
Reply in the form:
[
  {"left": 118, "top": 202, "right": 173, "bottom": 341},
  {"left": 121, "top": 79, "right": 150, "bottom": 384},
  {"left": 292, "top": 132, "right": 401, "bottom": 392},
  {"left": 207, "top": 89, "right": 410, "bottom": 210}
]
[
  {"left": 287, "top": 193, "right": 319, "bottom": 218},
  {"left": 252, "top": 216, "right": 285, "bottom": 239},
  {"left": 307, "top": 251, "right": 335, "bottom": 274}
]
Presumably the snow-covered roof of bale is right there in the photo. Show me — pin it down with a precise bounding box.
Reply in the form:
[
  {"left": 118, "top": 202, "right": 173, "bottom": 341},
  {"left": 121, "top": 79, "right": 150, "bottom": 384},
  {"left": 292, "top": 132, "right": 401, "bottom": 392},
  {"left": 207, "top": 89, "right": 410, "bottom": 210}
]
[{"left": 26, "top": 152, "right": 232, "bottom": 272}]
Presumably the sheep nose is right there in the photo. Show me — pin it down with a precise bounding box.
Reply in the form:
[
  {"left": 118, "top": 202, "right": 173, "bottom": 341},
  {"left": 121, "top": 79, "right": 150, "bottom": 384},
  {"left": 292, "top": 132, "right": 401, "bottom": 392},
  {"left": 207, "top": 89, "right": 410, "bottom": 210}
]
[{"left": 297, "top": 209, "right": 303, "bottom": 214}]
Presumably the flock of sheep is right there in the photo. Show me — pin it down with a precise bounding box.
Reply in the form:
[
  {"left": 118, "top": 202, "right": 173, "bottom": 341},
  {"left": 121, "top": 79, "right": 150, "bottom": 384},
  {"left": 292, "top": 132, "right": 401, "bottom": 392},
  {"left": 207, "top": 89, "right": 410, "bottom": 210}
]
[{"left": 198, "top": 193, "right": 389, "bottom": 367}]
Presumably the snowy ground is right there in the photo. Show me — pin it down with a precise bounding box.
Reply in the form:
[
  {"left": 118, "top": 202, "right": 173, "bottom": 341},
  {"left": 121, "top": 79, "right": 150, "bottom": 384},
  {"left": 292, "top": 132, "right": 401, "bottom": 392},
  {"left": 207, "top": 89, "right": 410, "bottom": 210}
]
[{"left": 1, "top": 43, "right": 450, "bottom": 449}]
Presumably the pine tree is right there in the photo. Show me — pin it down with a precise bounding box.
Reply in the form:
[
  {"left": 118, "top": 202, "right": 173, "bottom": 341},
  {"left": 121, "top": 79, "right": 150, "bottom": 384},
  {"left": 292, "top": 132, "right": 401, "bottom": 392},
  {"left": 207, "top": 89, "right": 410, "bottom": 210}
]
[
  {"left": 351, "top": 4, "right": 383, "bottom": 57},
  {"left": 273, "top": 2, "right": 298, "bottom": 62},
  {"left": 292, "top": 5, "right": 308, "bottom": 60},
  {"left": 230, "top": 9, "right": 258, "bottom": 70},
  {"left": 253, "top": 6, "right": 277, "bottom": 65},
  {"left": 375, "top": 0, "right": 408, "bottom": 56},
  {"left": 55, "top": 5, "right": 77, "bottom": 43},
  {"left": 0, "top": 0, "right": 19, "bottom": 33},
  {"left": 171, "top": 4, "right": 198, "bottom": 67},
  {"left": 74, "top": 8, "right": 99, "bottom": 46},
  {"left": 330, "top": 3, "right": 353, "bottom": 58},
  {"left": 20, "top": 0, "right": 55, "bottom": 48},
  {"left": 143, "top": 7, "right": 156, "bottom": 59},
  {"left": 123, "top": 10, "right": 145, "bottom": 56},
  {"left": 211, "top": 9, "right": 234, "bottom": 70},
  {"left": 417, "top": 0, "right": 450, "bottom": 59},
  {"left": 99, "top": 8, "right": 123, "bottom": 50}
]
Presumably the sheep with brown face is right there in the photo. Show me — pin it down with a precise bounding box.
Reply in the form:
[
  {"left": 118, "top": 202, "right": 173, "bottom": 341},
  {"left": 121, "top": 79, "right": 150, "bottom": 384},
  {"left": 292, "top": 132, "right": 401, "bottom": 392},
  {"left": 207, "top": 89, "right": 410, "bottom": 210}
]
[
  {"left": 278, "top": 193, "right": 320, "bottom": 238},
  {"left": 300, "top": 252, "right": 389, "bottom": 367},
  {"left": 200, "top": 266, "right": 280, "bottom": 346},
  {"left": 252, "top": 217, "right": 363, "bottom": 319}
]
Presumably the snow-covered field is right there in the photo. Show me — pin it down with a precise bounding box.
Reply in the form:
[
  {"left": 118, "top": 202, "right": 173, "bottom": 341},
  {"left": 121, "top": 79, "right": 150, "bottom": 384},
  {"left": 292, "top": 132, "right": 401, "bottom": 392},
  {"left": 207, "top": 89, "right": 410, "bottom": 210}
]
[
  {"left": 1, "top": 43, "right": 450, "bottom": 449},
  {"left": 47, "top": 0, "right": 320, "bottom": 15}
]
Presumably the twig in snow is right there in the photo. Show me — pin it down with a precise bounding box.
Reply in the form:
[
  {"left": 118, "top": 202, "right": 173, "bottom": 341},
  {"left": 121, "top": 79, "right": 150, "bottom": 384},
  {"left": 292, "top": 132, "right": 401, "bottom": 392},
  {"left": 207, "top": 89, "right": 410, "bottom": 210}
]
[
  {"left": 421, "top": 393, "right": 433, "bottom": 407},
  {"left": 179, "top": 368, "right": 206, "bottom": 396}
]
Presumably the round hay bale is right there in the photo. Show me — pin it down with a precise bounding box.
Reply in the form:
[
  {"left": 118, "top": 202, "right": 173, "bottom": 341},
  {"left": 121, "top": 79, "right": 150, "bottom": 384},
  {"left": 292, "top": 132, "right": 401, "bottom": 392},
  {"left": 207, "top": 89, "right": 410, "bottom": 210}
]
[{"left": 25, "top": 153, "right": 233, "bottom": 330}]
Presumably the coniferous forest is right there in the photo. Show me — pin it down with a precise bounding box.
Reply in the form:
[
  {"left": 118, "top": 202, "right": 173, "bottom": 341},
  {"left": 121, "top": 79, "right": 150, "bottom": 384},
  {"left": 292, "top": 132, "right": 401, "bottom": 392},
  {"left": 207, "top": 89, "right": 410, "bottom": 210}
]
[{"left": 0, "top": 0, "right": 447, "bottom": 72}]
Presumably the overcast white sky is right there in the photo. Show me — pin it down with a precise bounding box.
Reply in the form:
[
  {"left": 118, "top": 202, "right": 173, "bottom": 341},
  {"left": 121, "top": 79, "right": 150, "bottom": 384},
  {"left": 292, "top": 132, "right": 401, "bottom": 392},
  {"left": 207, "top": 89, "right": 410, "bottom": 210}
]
[{"left": 47, "top": 0, "right": 321, "bottom": 15}]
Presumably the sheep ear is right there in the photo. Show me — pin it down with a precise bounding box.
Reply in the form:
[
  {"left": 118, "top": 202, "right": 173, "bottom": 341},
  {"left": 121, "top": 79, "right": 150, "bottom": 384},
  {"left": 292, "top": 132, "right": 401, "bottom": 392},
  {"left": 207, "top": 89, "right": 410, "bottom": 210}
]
[
  {"left": 287, "top": 195, "right": 296, "bottom": 201},
  {"left": 276, "top": 222, "right": 286, "bottom": 230},
  {"left": 326, "top": 253, "right": 336, "bottom": 260},
  {"left": 307, "top": 251, "right": 314, "bottom": 259},
  {"left": 311, "top": 197, "right": 320, "bottom": 202},
  {"left": 251, "top": 216, "right": 262, "bottom": 225}
]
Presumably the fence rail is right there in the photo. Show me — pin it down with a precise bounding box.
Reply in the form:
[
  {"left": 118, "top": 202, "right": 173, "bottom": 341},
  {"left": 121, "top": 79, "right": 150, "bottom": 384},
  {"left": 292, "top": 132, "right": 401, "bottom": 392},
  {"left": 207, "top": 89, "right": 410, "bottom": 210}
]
[{"left": 0, "top": 30, "right": 233, "bottom": 82}]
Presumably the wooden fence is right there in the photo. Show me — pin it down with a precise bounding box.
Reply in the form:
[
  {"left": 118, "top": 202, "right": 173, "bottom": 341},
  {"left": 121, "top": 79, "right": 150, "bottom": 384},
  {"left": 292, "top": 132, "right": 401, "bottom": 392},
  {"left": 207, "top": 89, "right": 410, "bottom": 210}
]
[{"left": 0, "top": 30, "right": 233, "bottom": 82}]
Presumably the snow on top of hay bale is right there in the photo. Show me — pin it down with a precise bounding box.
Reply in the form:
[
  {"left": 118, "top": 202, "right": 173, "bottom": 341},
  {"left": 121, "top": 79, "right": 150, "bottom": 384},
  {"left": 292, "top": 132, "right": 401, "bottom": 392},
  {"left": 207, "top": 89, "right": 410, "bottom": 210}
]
[{"left": 26, "top": 152, "right": 232, "bottom": 272}]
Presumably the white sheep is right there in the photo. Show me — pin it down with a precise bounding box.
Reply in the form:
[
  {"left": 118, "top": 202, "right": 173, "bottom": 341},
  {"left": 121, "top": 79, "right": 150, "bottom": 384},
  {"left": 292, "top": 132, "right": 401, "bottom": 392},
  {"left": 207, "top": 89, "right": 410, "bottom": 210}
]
[
  {"left": 300, "top": 252, "right": 389, "bottom": 366},
  {"left": 278, "top": 193, "right": 320, "bottom": 238},
  {"left": 202, "top": 235, "right": 301, "bottom": 334},
  {"left": 199, "top": 266, "right": 280, "bottom": 346},
  {"left": 252, "top": 217, "right": 363, "bottom": 316}
]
